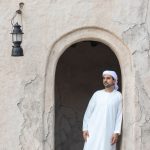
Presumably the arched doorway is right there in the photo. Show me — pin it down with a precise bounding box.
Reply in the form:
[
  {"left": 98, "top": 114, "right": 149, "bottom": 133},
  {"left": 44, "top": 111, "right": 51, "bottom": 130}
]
[
  {"left": 44, "top": 27, "right": 134, "bottom": 150},
  {"left": 55, "top": 41, "right": 121, "bottom": 150}
]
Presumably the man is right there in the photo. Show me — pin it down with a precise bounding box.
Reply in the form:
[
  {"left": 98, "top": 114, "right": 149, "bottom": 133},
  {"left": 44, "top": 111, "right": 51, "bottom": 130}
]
[{"left": 82, "top": 70, "right": 122, "bottom": 150}]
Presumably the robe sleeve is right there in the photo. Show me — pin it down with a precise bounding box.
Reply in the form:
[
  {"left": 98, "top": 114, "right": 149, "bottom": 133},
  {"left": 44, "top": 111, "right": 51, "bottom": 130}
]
[
  {"left": 114, "top": 94, "right": 122, "bottom": 134},
  {"left": 82, "top": 93, "right": 96, "bottom": 131}
]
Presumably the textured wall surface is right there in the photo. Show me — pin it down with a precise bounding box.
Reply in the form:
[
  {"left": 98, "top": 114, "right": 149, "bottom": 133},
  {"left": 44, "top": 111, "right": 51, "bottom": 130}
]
[{"left": 0, "top": 0, "right": 150, "bottom": 150}]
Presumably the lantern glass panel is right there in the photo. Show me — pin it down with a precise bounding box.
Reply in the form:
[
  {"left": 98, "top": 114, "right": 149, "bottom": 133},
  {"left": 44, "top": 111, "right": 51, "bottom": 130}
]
[
  {"left": 12, "top": 33, "right": 22, "bottom": 42},
  {"left": 16, "top": 33, "right": 22, "bottom": 42},
  {"left": 12, "top": 34, "right": 17, "bottom": 42}
]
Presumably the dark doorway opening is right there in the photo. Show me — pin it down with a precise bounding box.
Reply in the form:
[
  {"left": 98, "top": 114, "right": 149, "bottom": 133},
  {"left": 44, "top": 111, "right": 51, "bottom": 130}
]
[{"left": 55, "top": 41, "right": 121, "bottom": 150}]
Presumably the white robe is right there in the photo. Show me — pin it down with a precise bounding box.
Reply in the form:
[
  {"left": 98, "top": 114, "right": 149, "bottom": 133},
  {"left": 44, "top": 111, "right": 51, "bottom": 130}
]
[{"left": 83, "top": 89, "right": 122, "bottom": 150}]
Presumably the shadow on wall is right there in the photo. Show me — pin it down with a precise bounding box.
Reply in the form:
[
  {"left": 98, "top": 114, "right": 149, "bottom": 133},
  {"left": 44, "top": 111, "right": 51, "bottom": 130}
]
[{"left": 55, "top": 41, "right": 122, "bottom": 150}]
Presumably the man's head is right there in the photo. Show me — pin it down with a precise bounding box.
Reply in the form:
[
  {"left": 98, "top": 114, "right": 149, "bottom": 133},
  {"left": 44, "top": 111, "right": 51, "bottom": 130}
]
[{"left": 102, "top": 70, "right": 118, "bottom": 90}]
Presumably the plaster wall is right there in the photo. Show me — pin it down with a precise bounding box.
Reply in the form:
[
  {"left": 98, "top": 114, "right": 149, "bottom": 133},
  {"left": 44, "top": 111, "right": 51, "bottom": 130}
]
[{"left": 0, "top": 0, "right": 150, "bottom": 150}]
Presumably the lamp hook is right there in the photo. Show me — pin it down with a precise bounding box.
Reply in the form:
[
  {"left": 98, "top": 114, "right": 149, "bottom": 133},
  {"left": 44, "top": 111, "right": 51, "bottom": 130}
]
[{"left": 11, "top": 2, "right": 24, "bottom": 26}]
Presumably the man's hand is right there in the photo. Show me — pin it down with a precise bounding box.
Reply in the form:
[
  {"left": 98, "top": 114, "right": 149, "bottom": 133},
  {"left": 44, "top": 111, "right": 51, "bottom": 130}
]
[
  {"left": 111, "top": 133, "right": 119, "bottom": 145},
  {"left": 83, "top": 130, "right": 89, "bottom": 142}
]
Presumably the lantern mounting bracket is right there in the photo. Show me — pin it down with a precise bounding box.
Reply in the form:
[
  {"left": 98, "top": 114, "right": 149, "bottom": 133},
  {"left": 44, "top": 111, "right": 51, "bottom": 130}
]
[
  {"left": 16, "top": 2, "right": 24, "bottom": 14},
  {"left": 11, "top": 2, "right": 24, "bottom": 26}
]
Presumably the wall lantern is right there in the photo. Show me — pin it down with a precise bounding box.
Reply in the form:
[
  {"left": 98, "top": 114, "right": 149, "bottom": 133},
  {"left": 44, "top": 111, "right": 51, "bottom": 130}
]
[{"left": 11, "top": 2, "right": 24, "bottom": 56}]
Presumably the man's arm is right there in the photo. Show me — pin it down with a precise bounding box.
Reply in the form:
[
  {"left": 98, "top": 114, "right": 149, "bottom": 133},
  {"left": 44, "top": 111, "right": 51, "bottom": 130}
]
[
  {"left": 111, "top": 94, "right": 122, "bottom": 145},
  {"left": 83, "top": 130, "right": 89, "bottom": 142},
  {"left": 114, "top": 94, "right": 122, "bottom": 134},
  {"left": 82, "top": 93, "right": 96, "bottom": 141},
  {"left": 111, "top": 133, "right": 119, "bottom": 145}
]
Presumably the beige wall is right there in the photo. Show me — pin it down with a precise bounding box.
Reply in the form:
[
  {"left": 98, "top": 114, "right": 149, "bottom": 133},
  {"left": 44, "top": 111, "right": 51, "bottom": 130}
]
[{"left": 0, "top": 0, "right": 150, "bottom": 150}]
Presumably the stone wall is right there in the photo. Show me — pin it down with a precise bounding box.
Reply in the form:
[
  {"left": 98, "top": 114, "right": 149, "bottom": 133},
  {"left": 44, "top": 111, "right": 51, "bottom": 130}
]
[{"left": 0, "top": 0, "right": 150, "bottom": 150}]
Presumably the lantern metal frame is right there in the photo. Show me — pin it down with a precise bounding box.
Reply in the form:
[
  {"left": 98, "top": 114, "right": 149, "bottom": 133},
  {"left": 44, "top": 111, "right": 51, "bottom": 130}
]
[
  {"left": 11, "top": 2, "right": 24, "bottom": 56},
  {"left": 11, "top": 22, "right": 24, "bottom": 56}
]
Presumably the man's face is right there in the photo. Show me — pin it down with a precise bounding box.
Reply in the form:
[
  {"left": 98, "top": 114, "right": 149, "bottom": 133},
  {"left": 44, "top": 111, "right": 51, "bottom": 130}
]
[{"left": 103, "top": 74, "right": 115, "bottom": 88}]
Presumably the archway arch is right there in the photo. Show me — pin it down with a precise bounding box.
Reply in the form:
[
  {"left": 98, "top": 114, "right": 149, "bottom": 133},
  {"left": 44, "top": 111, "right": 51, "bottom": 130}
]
[
  {"left": 55, "top": 40, "right": 122, "bottom": 150},
  {"left": 44, "top": 27, "right": 135, "bottom": 150}
]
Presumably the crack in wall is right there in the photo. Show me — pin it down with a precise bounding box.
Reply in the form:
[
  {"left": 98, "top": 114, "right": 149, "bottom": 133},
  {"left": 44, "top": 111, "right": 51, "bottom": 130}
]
[
  {"left": 132, "top": 49, "right": 150, "bottom": 55},
  {"left": 121, "top": 19, "right": 150, "bottom": 75},
  {"left": 17, "top": 74, "right": 43, "bottom": 150},
  {"left": 135, "top": 72, "right": 150, "bottom": 150},
  {"left": 24, "top": 76, "right": 38, "bottom": 89},
  {"left": 17, "top": 97, "right": 26, "bottom": 150},
  {"left": 135, "top": 86, "right": 143, "bottom": 123},
  {"left": 121, "top": 0, "right": 150, "bottom": 50},
  {"left": 144, "top": 0, "right": 150, "bottom": 23},
  {"left": 44, "top": 106, "right": 54, "bottom": 150},
  {"left": 122, "top": 24, "right": 137, "bottom": 35},
  {"left": 122, "top": 23, "right": 147, "bottom": 41}
]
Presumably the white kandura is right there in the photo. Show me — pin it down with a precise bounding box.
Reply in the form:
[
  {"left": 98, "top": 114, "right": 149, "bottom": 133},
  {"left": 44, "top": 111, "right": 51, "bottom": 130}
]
[{"left": 83, "top": 89, "right": 122, "bottom": 150}]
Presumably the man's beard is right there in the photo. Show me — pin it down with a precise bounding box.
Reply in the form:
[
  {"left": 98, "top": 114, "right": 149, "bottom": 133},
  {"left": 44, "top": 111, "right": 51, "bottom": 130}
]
[{"left": 103, "top": 82, "right": 114, "bottom": 88}]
